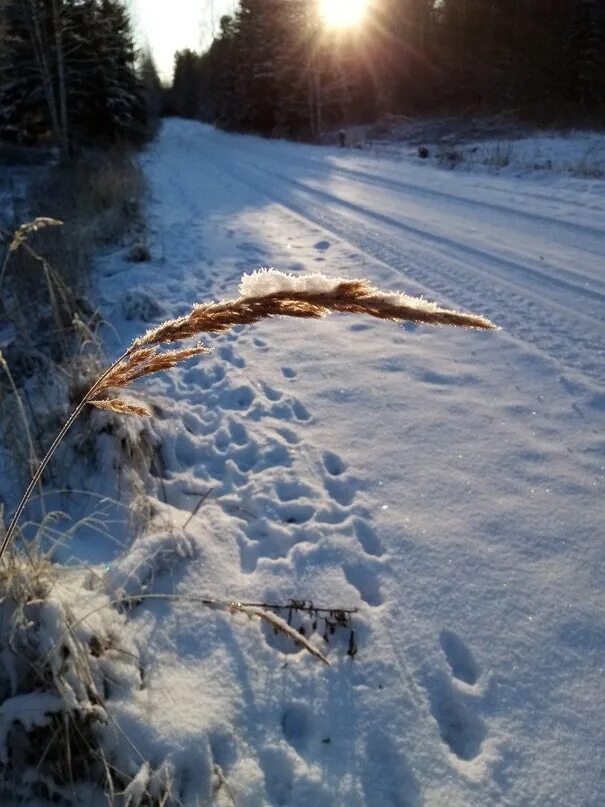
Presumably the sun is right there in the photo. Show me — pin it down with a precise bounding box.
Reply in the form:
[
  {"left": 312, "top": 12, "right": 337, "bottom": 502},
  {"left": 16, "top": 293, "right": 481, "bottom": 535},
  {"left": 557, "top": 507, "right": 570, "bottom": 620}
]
[{"left": 319, "top": 0, "right": 367, "bottom": 29}]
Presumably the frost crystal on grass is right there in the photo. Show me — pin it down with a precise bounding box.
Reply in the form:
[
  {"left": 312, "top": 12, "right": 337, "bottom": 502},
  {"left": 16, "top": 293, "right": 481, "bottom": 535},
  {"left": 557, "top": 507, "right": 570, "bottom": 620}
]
[
  {"left": 239, "top": 268, "right": 443, "bottom": 315},
  {"left": 240, "top": 268, "right": 348, "bottom": 297}
]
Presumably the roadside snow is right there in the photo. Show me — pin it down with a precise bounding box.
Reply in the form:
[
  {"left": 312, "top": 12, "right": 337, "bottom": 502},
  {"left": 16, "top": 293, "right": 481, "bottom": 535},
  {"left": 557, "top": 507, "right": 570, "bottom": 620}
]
[
  {"left": 74, "top": 119, "right": 605, "bottom": 806},
  {"left": 339, "top": 118, "right": 605, "bottom": 179}
]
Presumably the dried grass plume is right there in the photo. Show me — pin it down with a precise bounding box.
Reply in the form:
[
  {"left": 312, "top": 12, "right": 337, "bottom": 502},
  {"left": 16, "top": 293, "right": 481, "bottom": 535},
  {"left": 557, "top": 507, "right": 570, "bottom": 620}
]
[
  {"left": 0, "top": 269, "right": 497, "bottom": 563},
  {"left": 89, "top": 270, "right": 496, "bottom": 413}
]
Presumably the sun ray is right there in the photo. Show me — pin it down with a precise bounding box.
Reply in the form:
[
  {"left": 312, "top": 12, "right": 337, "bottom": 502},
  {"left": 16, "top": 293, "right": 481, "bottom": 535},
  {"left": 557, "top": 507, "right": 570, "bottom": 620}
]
[{"left": 319, "top": 0, "right": 367, "bottom": 29}]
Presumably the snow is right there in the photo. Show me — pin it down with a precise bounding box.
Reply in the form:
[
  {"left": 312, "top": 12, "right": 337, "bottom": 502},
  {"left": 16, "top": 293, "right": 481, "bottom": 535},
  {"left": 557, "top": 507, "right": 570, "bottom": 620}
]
[
  {"left": 240, "top": 268, "right": 350, "bottom": 297},
  {"left": 0, "top": 693, "right": 65, "bottom": 763},
  {"left": 357, "top": 122, "right": 605, "bottom": 180},
  {"left": 7, "top": 117, "right": 604, "bottom": 804},
  {"left": 239, "top": 268, "right": 464, "bottom": 319},
  {"left": 90, "top": 118, "right": 604, "bottom": 806}
]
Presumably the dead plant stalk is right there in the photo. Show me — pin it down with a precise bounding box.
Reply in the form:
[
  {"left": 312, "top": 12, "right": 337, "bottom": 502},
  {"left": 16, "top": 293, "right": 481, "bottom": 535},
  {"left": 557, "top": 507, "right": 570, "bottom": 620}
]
[{"left": 0, "top": 271, "right": 497, "bottom": 563}]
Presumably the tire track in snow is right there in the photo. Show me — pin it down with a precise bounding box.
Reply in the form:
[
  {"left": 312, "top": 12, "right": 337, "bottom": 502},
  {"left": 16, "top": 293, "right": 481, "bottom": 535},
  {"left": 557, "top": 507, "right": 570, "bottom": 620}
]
[
  {"left": 221, "top": 133, "right": 605, "bottom": 241},
  {"left": 202, "top": 143, "right": 605, "bottom": 386},
  {"left": 239, "top": 157, "right": 605, "bottom": 307}
]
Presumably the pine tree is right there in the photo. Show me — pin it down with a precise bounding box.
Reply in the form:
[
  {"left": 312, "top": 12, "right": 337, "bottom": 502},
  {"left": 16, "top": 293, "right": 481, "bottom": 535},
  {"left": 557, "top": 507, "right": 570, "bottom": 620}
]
[
  {"left": 0, "top": 0, "right": 71, "bottom": 155},
  {"left": 569, "top": 0, "right": 603, "bottom": 107},
  {"left": 0, "top": 0, "right": 147, "bottom": 151},
  {"left": 172, "top": 49, "right": 203, "bottom": 119},
  {"left": 138, "top": 48, "right": 162, "bottom": 137}
]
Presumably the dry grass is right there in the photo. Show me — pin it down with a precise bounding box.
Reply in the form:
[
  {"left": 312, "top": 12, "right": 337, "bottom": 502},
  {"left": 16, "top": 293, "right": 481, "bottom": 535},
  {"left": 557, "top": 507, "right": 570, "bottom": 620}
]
[
  {"left": 133, "top": 277, "right": 495, "bottom": 349},
  {"left": 90, "top": 276, "right": 494, "bottom": 413},
  {"left": 0, "top": 150, "right": 146, "bottom": 493},
  {"left": 0, "top": 269, "right": 496, "bottom": 564},
  {"left": 26, "top": 149, "right": 144, "bottom": 289},
  {"left": 0, "top": 151, "right": 143, "bottom": 376}
]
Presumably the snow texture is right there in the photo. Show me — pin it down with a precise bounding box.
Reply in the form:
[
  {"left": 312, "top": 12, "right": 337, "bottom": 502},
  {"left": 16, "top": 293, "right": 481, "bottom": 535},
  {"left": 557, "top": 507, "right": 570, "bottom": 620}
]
[
  {"left": 240, "top": 268, "right": 441, "bottom": 314},
  {"left": 5, "top": 118, "right": 603, "bottom": 806},
  {"left": 239, "top": 268, "right": 348, "bottom": 297},
  {"left": 95, "top": 119, "right": 605, "bottom": 807}
]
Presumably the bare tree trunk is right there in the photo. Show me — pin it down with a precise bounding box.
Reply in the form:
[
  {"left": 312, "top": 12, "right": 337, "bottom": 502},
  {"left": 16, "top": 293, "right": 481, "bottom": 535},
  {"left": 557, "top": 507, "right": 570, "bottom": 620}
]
[
  {"left": 307, "top": 36, "right": 316, "bottom": 139},
  {"left": 313, "top": 57, "right": 322, "bottom": 140},
  {"left": 306, "top": 9, "right": 322, "bottom": 142},
  {"left": 27, "top": 0, "right": 69, "bottom": 160},
  {"left": 51, "top": 0, "right": 69, "bottom": 158}
]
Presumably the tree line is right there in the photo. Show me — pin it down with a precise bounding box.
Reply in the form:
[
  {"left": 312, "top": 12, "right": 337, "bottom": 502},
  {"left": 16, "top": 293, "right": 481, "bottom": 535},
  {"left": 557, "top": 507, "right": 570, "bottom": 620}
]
[
  {"left": 0, "top": 0, "right": 162, "bottom": 157},
  {"left": 168, "top": 0, "right": 605, "bottom": 139}
]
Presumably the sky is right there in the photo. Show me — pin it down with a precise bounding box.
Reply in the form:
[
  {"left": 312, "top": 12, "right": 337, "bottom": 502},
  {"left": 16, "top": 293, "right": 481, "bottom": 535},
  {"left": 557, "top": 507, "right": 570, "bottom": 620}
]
[{"left": 129, "top": 0, "right": 237, "bottom": 82}]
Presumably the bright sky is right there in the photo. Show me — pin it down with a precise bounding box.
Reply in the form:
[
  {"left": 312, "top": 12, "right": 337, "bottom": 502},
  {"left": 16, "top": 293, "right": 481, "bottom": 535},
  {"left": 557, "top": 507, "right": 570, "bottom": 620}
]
[{"left": 129, "top": 0, "right": 236, "bottom": 82}]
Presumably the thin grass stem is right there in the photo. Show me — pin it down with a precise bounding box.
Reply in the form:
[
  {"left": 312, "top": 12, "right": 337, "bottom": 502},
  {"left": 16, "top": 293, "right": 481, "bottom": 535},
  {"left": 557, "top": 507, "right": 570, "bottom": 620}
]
[{"left": 0, "top": 347, "right": 132, "bottom": 563}]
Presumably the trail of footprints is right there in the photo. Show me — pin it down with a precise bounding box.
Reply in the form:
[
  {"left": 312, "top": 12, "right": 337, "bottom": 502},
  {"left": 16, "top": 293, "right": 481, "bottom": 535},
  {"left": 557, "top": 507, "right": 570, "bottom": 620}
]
[{"left": 151, "top": 332, "right": 387, "bottom": 628}]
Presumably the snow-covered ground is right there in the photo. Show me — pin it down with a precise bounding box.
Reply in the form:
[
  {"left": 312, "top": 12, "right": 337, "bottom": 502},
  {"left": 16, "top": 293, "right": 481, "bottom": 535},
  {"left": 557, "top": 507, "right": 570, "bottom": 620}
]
[
  {"left": 85, "top": 119, "right": 604, "bottom": 806},
  {"left": 343, "top": 119, "right": 605, "bottom": 179}
]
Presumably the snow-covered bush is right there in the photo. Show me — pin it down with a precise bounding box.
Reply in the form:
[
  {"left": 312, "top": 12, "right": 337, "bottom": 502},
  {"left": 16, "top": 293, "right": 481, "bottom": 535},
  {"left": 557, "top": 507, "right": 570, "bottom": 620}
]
[{"left": 0, "top": 553, "right": 142, "bottom": 803}]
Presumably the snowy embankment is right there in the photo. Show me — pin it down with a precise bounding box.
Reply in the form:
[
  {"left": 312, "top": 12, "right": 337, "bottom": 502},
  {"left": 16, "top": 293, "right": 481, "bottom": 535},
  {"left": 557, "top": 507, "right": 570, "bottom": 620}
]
[
  {"left": 77, "top": 119, "right": 603, "bottom": 805},
  {"left": 345, "top": 119, "right": 605, "bottom": 179}
]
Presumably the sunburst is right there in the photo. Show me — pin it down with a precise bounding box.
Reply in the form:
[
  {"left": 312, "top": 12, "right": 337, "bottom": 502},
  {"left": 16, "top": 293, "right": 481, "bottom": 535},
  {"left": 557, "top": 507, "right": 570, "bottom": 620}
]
[{"left": 319, "top": 0, "right": 367, "bottom": 29}]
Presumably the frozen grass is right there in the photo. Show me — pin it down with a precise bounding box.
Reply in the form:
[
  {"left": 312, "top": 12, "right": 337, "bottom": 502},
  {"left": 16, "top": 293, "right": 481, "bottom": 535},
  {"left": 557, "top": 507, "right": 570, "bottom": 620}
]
[
  {"left": 0, "top": 150, "right": 145, "bottom": 493},
  {"left": 0, "top": 548, "right": 140, "bottom": 803}
]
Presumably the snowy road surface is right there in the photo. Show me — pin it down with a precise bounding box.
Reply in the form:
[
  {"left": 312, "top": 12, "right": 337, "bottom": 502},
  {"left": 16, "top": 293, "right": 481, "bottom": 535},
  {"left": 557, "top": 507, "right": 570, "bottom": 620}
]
[{"left": 96, "top": 120, "right": 604, "bottom": 806}]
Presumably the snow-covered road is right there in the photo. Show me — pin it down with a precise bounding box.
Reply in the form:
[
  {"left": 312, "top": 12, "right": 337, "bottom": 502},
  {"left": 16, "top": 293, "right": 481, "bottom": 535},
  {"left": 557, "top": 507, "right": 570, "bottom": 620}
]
[{"left": 97, "top": 119, "right": 604, "bottom": 806}]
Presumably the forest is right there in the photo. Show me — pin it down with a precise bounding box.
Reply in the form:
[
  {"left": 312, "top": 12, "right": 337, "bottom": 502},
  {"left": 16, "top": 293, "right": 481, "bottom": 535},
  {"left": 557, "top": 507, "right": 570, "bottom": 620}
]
[
  {"left": 169, "top": 0, "right": 605, "bottom": 139},
  {"left": 0, "top": 0, "right": 161, "bottom": 155}
]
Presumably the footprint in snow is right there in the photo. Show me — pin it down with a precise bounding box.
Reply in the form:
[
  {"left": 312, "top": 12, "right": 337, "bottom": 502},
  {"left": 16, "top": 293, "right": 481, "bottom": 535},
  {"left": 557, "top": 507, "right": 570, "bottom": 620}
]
[
  {"left": 218, "top": 344, "right": 246, "bottom": 369},
  {"left": 275, "top": 479, "right": 316, "bottom": 502},
  {"left": 348, "top": 321, "right": 372, "bottom": 332},
  {"left": 268, "top": 397, "right": 311, "bottom": 422},
  {"left": 216, "top": 384, "right": 255, "bottom": 411},
  {"left": 344, "top": 562, "right": 384, "bottom": 607},
  {"left": 228, "top": 419, "right": 249, "bottom": 446},
  {"left": 323, "top": 476, "right": 356, "bottom": 507},
  {"left": 439, "top": 629, "right": 480, "bottom": 686},
  {"left": 253, "top": 336, "right": 269, "bottom": 351},
  {"left": 231, "top": 441, "right": 260, "bottom": 474},
  {"left": 275, "top": 501, "right": 315, "bottom": 525},
  {"left": 322, "top": 450, "right": 346, "bottom": 476},
  {"left": 261, "top": 381, "right": 282, "bottom": 402},
  {"left": 319, "top": 450, "right": 357, "bottom": 507},
  {"left": 275, "top": 426, "right": 300, "bottom": 445},
  {"left": 352, "top": 517, "right": 384, "bottom": 557},
  {"left": 361, "top": 730, "right": 421, "bottom": 807},
  {"left": 238, "top": 518, "right": 302, "bottom": 573},
  {"left": 424, "top": 671, "right": 486, "bottom": 762},
  {"left": 422, "top": 633, "right": 486, "bottom": 763},
  {"left": 258, "top": 746, "right": 294, "bottom": 806},
  {"left": 281, "top": 704, "right": 312, "bottom": 754}
]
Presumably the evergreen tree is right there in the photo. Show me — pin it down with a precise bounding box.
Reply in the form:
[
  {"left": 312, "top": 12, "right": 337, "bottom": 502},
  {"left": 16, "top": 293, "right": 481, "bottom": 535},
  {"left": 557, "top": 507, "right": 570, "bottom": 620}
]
[
  {"left": 569, "top": 0, "right": 604, "bottom": 107},
  {"left": 0, "top": 0, "right": 147, "bottom": 151},
  {"left": 138, "top": 48, "right": 162, "bottom": 136},
  {"left": 172, "top": 49, "right": 203, "bottom": 119},
  {"left": 170, "top": 0, "right": 605, "bottom": 138}
]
